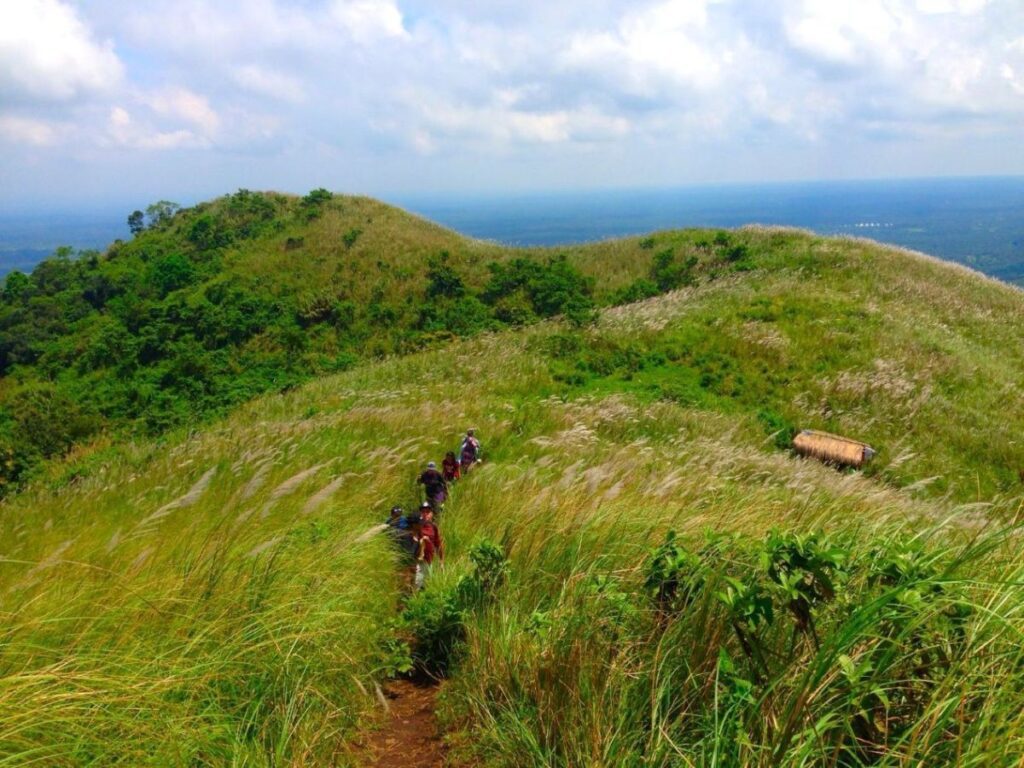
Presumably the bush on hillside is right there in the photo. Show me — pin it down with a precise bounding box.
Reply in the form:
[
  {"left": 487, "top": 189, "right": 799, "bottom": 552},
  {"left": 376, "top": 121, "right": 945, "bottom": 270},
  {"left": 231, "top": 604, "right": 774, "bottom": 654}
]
[
  {"left": 402, "top": 540, "right": 509, "bottom": 676},
  {"left": 425, "top": 252, "right": 466, "bottom": 300},
  {"left": 482, "top": 255, "right": 596, "bottom": 325}
]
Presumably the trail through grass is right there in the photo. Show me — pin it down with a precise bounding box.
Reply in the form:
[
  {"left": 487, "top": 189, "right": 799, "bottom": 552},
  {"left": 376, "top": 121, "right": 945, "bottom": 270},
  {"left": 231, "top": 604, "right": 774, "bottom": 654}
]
[{"left": 1, "top": 232, "right": 1023, "bottom": 764}]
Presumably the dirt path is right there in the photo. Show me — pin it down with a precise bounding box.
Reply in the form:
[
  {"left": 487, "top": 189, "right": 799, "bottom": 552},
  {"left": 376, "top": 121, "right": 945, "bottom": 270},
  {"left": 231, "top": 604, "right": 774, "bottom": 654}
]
[{"left": 354, "top": 677, "right": 446, "bottom": 767}]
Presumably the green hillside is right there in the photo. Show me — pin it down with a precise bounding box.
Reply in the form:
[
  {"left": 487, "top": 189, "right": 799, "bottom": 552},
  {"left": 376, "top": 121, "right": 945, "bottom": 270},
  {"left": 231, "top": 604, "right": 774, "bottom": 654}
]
[
  {"left": 1, "top": 196, "right": 1024, "bottom": 765},
  {"left": 0, "top": 190, "right": 751, "bottom": 490}
]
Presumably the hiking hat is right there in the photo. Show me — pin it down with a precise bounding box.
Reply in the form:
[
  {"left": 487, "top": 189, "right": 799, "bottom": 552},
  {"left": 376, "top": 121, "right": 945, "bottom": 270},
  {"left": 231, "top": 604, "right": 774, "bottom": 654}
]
[
  {"left": 427, "top": 461, "right": 437, "bottom": 469},
  {"left": 390, "top": 505, "right": 403, "bottom": 515},
  {"left": 420, "top": 501, "right": 432, "bottom": 509}
]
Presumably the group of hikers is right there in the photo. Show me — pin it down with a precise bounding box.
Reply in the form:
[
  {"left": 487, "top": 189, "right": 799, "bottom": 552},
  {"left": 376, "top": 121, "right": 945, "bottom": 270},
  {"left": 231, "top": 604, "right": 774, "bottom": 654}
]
[{"left": 385, "top": 429, "right": 481, "bottom": 588}]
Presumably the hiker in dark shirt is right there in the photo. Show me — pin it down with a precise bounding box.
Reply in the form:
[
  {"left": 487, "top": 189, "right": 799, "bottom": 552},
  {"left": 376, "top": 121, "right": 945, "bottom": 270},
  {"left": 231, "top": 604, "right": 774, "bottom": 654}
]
[{"left": 418, "top": 460, "right": 447, "bottom": 509}]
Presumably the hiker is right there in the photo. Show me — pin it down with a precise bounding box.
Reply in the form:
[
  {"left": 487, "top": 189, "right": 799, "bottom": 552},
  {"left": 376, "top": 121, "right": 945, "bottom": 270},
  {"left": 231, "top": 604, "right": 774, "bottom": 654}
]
[
  {"left": 442, "top": 450, "right": 461, "bottom": 483},
  {"left": 418, "top": 460, "right": 447, "bottom": 509},
  {"left": 411, "top": 514, "right": 436, "bottom": 590},
  {"left": 460, "top": 429, "right": 481, "bottom": 472},
  {"left": 418, "top": 502, "right": 444, "bottom": 562},
  {"left": 385, "top": 505, "right": 416, "bottom": 558}
]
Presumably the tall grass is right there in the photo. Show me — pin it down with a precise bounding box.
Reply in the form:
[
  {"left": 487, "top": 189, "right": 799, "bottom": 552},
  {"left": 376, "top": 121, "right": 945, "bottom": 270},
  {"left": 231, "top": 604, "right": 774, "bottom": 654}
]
[
  {"left": 1, "top": 228, "right": 1023, "bottom": 763},
  {"left": 434, "top": 403, "right": 1024, "bottom": 766}
]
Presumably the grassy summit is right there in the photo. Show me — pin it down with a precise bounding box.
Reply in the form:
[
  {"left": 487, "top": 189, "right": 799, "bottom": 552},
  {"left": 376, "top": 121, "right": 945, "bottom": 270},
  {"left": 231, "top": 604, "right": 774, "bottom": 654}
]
[{"left": 0, "top": 194, "right": 1023, "bottom": 764}]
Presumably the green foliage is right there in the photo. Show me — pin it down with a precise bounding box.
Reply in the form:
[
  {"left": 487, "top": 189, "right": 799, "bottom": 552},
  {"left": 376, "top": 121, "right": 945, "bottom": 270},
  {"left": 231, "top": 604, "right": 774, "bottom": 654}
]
[
  {"left": 402, "top": 586, "right": 467, "bottom": 676},
  {"left": 1, "top": 270, "right": 29, "bottom": 302},
  {"left": 757, "top": 408, "right": 797, "bottom": 449},
  {"left": 149, "top": 253, "right": 196, "bottom": 296},
  {"left": 651, "top": 247, "right": 698, "bottom": 292},
  {"left": 3, "top": 384, "right": 99, "bottom": 472},
  {"left": 301, "top": 187, "right": 333, "bottom": 207},
  {"left": 187, "top": 214, "right": 232, "bottom": 250},
  {"left": 482, "top": 255, "right": 596, "bottom": 325},
  {"left": 611, "top": 277, "right": 660, "bottom": 305},
  {"left": 145, "top": 200, "right": 180, "bottom": 228},
  {"left": 402, "top": 540, "right": 509, "bottom": 675},
  {"left": 425, "top": 251, "right": 466, "bottom": 299},
  {"left": 448, "top": 512, "right": 1010, "bottom": 767},
  {"left": 761, "top": 530, "right": 846, "bottom": 646},
  {"left": 127, "top": 210, "right": 144, "bottom": 236},
  {"left": 642, "top": 530, "right": 705, "bottom": 610},
  {"left": 342, "top": 227, "right": 362, "bottom": 249}
]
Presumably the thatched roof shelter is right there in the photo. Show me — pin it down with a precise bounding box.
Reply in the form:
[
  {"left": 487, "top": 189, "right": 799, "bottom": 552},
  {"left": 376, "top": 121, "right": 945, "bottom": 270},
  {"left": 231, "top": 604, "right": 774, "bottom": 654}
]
[{"left": 793, "top": 429, "right": 876, "bottom": 469}]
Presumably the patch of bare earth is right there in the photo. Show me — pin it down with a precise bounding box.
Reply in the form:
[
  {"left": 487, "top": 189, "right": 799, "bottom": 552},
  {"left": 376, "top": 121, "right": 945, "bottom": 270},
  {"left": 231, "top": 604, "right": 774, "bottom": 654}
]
[{"left": 354, "top": 677, "right": 446, "bottom": 768}]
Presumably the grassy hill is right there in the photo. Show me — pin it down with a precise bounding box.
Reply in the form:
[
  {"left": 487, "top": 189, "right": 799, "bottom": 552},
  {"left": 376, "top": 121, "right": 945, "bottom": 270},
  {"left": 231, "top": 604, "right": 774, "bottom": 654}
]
[
  {"left": 0, "top": 190, "right": 755, "bottom": 490},
  {"left": 1, "top": 197, "right": 1024, "bottom": 765}
]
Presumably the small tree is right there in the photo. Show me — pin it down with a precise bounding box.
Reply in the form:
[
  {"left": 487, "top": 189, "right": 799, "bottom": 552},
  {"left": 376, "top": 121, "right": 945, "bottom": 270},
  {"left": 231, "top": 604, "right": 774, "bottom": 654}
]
[
  {"left": 127, "top": 210, "right": 145, "bottom": 236},
  {"left": 1, "top": 271, "right": 30, "bottom": 303},
  {"left": 145, "top": 201, "right": 181, "bottom": 228}
]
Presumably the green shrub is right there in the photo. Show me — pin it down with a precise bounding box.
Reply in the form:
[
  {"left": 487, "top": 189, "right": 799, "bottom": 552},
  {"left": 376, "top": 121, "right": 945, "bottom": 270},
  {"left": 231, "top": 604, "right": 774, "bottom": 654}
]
[
  {"left": 483, "top": 255, "right": 594, "bottom": 323},
  {"left": 757, "top": 408, "right": 797, "bottom": 449},
  {"left": 643, "top": 530, "right": 705, "bottom": 611},
  {"left": 611, "top": 278, "right": 660, "bottom": 305},
  {"left": 342, "top": 228, "right": 362, "bottom": 249},
  {"left": 426, "top": 252, "right": 466, "bottom": 299},
  {"left": 402, "top": 540, "right": 509, "bottom": 676},
  {"left": 651, "top": 248, "right": 698, "bottom": 292},
  {"left": 149, "top": 254, "right": 197, "bottom": 296},
  {"left": 302, "top": 188, "right": 333, "bottom": 206}
]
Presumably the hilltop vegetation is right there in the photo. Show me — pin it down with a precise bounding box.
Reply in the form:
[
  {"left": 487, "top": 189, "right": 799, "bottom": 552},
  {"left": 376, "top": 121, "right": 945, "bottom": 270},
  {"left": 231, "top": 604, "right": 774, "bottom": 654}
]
[
  {"left": 1, "top": 192, "right": 1021, "bottom": 501},
  {"left": 0, "top": 190, "right": 752, "bottom": 490},
  {"left": 1, "top": 194, "right": 1024, "bottom": 765}
]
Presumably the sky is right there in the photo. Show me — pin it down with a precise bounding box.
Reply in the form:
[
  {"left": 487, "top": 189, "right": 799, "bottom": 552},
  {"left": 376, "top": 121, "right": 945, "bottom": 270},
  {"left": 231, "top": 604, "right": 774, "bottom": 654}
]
[{"left": 1, "top": 0, "right": 1023, "bottom": 210}]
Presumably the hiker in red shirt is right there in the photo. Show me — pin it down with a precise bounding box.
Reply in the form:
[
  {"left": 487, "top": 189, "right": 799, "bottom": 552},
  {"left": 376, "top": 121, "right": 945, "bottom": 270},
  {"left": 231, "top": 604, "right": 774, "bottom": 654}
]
[
  {"left": 412, "top": 511, "right": 437, "bottom": 590},
  {"left": 442, "top": 451, "right": 461, "bottom": 483},
  {"left": 418, "top": 502, "right": 444, "bottom": 562}
]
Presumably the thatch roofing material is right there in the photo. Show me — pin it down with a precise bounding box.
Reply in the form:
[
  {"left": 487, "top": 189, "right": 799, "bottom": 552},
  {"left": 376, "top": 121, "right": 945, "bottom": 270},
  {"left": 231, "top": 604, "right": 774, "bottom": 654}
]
[{"left": 793, "top": 429, "right": 876, "bottom": 469}]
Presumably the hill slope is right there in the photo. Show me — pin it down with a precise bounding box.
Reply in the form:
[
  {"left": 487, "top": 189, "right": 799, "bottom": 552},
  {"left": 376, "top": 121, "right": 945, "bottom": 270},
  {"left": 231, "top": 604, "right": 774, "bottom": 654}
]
[
  {"left": 0, "top": 189, "right": 749, "bottom": 488},
  {"left": 2, "top": 191, "right": 1023, "bottom": 503},
  {"left": 1, "top": 200, "right": 1023, "bottom": 764}
]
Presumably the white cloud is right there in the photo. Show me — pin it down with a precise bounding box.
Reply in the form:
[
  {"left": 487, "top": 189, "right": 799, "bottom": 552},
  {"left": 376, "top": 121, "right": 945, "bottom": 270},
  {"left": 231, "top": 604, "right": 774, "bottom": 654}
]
[
  {"left": 141, "top": 87, "right": 220, "bottom": 136},
  {"left": 330, "top": 0, "right": 408, "bottom": 42},
  {"left": 563, "top": 0, "right": 725, "bottom": 97},
  {"left": 1002, "top": 64, "right": 1024, "bottom": 95},
  {"left": 106, "top": 105, "right": 202, "bottom": 150},
  {"left": 3, "top": 0, "right": 1024, "bottom": 197},
  {"left": 915, "top": 0, "right": 989, "bottom": 15},
  {"left": 398, "top": 90, "right": 631, "bottom": 151},
  {"left": 233, "top": 65, "right": 306, "bottom": 103},
  {"left": 784, "top": 0, "right": 902, "bottom": 69},
  {"left": 0, "top": 0, "right": 123, "bottom": 102},
  {"left": 0, "top": 115, "right": 65, "bottom": 146}
]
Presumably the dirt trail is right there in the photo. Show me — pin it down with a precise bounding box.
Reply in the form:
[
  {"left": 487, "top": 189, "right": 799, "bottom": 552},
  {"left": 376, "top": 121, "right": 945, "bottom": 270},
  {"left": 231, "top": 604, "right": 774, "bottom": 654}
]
[{"left": 355, "top": 677, "right": 445, "bottom": 767}]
